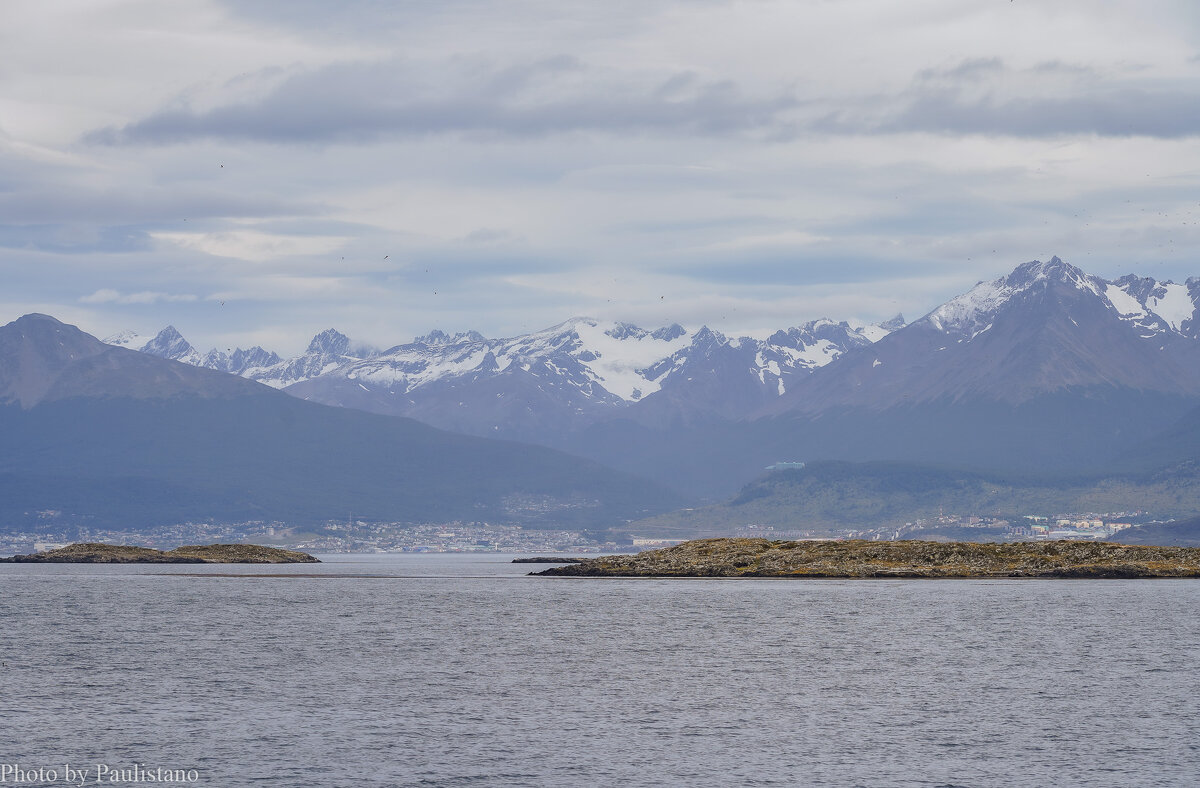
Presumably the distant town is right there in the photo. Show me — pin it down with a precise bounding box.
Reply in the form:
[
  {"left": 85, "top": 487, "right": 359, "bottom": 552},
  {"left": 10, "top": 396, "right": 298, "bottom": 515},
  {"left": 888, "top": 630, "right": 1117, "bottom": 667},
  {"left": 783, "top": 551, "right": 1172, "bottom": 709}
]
[
  {"left": 0, "top": 508, "right": 1171, "bottom": 558},
  {"left": 734, "top": 511, "right": 1150, "bottom": 543},
  {"left": 0, "top": 518, "right": 625, "bottom": 557}
]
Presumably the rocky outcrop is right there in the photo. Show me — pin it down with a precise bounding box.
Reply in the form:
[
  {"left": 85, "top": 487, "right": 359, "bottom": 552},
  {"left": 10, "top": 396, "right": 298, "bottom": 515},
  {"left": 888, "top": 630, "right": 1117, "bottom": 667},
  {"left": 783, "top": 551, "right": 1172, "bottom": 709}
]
[
  {"left": 1, "top": 542, "right": 319, "bottom": 563},
  {"left": 166, "top": 544, "right": 320, "bottom": 563},
  {"left": 534, "top": 538, "right": 1200, "bottom": 578},
  {"left": 511, "top": 557, "right": 584, "bottom": 563}
]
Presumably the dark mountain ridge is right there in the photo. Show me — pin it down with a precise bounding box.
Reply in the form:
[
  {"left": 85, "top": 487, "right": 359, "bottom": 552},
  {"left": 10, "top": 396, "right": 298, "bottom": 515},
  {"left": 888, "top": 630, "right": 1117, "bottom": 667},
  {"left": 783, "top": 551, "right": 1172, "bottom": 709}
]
[{"left": 0, "top": 314, "right": 682, "bottom": 532}]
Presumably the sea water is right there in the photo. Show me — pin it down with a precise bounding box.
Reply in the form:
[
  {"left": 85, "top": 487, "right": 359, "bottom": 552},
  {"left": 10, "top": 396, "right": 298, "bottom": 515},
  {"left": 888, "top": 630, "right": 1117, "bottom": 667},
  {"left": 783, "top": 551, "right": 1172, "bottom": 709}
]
[{"left": 2, "top": 553, "right": 1198, "bottom": 787}]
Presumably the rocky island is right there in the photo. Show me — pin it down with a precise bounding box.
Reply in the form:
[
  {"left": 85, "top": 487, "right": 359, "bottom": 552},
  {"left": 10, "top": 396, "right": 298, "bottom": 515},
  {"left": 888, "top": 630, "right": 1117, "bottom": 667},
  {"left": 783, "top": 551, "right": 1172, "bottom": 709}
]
[
  {"left": 533, "top": 538, "right": 1200, "bottom": 578},
  {"left": 0, "top": 542, "right": 320, "bottom": 564}
]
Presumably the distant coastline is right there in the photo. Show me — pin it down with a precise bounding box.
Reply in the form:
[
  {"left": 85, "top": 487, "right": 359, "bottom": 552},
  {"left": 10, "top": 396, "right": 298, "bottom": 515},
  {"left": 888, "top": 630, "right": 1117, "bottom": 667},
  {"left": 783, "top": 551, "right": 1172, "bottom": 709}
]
[
  {"left": 534, "top": 538, "right": 1200, "bottom": 579},
  {"left": 0, "top": 543, "right": 320, "bottom": 564}
]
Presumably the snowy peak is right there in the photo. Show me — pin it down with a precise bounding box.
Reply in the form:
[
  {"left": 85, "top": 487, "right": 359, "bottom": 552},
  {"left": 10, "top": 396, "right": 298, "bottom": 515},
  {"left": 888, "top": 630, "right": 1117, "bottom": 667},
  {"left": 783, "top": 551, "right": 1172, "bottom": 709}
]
[
  {"left": 281, "top": 313, "right": 901, "bottom": 436},
  {"left": 204, "top": 346, "right": 284, "bottom": 376},
  {"left": 778, "top": 256, "right": 1200, "bottom": 415},
  {"left": 1005, "top": 256, "right": 1101, "bottom": 293},
  {"left": 102, "top": 329, "right": 152, "bottom": 350},
  {"left": 306, "top": 328, "right": 351, "bottom": 356},
  {"left": 604, "top": 322, "right": 647, "bottom": 341},
  {"left": 924, "top": 257, "right": 1112, "bottom": 339},
  {"left": 108, "top": 312, "right": 902, "bottom": 416},
  {"left": 651, "top": 323, "right": 686, "bottom": 341},
  {"left": 245, "top": 329, "right": 376, "bottom": 389},
  {"left": 1108, "top": 275, "right": 1198, "bottom": 336},
  {"left": 103, "top": 327, "right": 282, "bottom": 378},
  {"left": 141, "top": 326, "right": 199, "bottom": 364}
]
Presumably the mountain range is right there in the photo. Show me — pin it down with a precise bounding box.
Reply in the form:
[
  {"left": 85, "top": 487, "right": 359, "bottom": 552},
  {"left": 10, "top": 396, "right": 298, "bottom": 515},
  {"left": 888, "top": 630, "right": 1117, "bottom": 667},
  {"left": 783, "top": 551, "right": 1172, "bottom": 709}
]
[
  {"left": 106, "top": 315, "right": 898, "bottom": 438},
  {"left": 740, "top": 258, "right": 1200, "bottom": 481},
  {"left": 8, "top": 255, "right": 1198, "bottom": 536},
  {"left": 104, "top": 257, "right": 1200, "bottom": 501},
  {"left": 0, "top": 314, "right": 682, "bottom": 533}
]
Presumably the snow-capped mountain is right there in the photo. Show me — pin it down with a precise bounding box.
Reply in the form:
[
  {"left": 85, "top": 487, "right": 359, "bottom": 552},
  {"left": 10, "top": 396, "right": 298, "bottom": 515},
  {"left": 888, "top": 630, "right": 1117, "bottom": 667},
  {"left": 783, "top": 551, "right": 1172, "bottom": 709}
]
[
  {"left": 103, "top": 329, "right": 155, "bottom": 351},
  {"left": 769, "top": 256, "right": 1200, "bottom": 414},
  {"left": 6, "top": 313, "right": 680, "bottom": 531},
  {"left": 95, "top": 257, "right": 1200, "bottom": 499},
  {"left": 241, "top": 329, "right": 377, "bottom": 389},
  {"left": 282, "top": 316, "right": 897, "bottom": 439},
  {"left": 1105, "top": 274, "right": 1200, "bottom": 338},
  {"left": 621, "top": 318, "right": 896, "bottom": 422},
  {"left": 108, "top": 315, "right": 898, "bottom": 440},
  {"left": 923, "top": 258, "right": 1198, "bottom": 344},
  {"left": 139, "top": 325, "right": 204, "bottom": 366},
  {"left": 103, "top": 326, "right": 283, "bottom": 376}
]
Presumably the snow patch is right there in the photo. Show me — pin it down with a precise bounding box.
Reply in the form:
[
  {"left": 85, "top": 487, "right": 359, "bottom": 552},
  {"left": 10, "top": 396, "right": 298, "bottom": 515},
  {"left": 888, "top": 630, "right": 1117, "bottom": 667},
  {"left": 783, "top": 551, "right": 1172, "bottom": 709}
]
[
  {"left": 1105, "top": 283, "right": 1148, "bottom": 320},
  {"left": 102, "top": 330, "right": 152, "bottom": 350},
  {"left": 568, "top": 320, "right": 691, "bottom": 401},
  {"left": 1146, "top": 283, "right": 1195, "bottom": 332},
  {"left": 926, "top": 278, "right": 1014, "bottom": 336}
]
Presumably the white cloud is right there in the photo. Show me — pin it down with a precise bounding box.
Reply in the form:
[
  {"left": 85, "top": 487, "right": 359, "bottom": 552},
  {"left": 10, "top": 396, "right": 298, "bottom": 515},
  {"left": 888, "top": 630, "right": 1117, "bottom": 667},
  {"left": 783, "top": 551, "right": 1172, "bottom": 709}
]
[
  {"left": 3, "top": 0, "right": 1200, "bottom": 351},
  {"left": 151, "top": 230, "right": 348, "bottom": 262},
  {"left": 79, "top": 289, "right": 198, "bottom": 304}
]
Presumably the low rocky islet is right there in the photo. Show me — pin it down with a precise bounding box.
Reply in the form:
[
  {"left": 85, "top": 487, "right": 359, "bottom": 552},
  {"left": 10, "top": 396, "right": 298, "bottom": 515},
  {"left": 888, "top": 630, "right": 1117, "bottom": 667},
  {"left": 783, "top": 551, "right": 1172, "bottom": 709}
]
[
  {"left": 533, "top": 538, "right": 1200, "bottom": 578},
  {"left": 0, "top": 542, "right": 320, "bottom": 564}
]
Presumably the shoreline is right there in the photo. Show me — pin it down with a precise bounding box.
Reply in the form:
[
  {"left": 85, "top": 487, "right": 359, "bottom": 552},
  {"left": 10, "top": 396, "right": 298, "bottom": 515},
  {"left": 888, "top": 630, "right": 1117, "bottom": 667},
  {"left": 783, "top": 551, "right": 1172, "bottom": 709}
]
[{"left": 533, "top": 538, "right": 1200, "bottom": 579}]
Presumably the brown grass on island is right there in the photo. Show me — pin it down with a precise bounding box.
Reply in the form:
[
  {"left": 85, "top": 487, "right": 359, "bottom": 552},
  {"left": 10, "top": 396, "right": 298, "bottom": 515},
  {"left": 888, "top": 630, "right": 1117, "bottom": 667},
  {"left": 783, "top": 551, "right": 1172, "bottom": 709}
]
[
  {"left": 1, "top": 542, "right": 319, "bottom": 564},
  {"left": 533, "top": 538, "right": 1200, "bottom": 579}
]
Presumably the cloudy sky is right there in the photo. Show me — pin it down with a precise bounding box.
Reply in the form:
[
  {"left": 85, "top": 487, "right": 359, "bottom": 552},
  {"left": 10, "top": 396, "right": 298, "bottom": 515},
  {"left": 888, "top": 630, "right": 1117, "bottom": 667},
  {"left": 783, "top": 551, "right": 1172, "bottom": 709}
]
[{"left": 5, "top": 0, "right": 1200, "bottom": 353}]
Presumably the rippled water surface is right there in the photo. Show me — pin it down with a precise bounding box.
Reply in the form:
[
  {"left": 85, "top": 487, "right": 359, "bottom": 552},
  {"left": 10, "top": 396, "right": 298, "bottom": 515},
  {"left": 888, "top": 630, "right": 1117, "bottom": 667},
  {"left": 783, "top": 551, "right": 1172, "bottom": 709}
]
[{"left": 3, "top": 554, "right": 1199, "bottom": 787}]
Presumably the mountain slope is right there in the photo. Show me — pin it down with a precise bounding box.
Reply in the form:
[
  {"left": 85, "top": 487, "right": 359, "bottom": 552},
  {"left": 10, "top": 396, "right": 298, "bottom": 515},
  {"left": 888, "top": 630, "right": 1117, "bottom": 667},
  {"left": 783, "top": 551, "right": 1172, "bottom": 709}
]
[
  {"left": 710, "top": 258, "right": 1200, "bottom": 485},
  {"left": 769, "top": 257, "right": 1200, "bottom": 414},
  {"left": 1113, "top": 514, "right": 1200, "bottom": 547},
  {"left": 0, "top": 314, "right": 682, "bottom": 532},
  {"left": 625, "top": 461, "right": 1200, "bottom": 539}
]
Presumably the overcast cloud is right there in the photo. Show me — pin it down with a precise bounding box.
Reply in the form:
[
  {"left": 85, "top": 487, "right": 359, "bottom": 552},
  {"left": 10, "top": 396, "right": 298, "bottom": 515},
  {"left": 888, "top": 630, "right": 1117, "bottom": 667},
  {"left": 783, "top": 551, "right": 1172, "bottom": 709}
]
[{"left": 4, "top": 0, "right": 1200, "bottom": 353}]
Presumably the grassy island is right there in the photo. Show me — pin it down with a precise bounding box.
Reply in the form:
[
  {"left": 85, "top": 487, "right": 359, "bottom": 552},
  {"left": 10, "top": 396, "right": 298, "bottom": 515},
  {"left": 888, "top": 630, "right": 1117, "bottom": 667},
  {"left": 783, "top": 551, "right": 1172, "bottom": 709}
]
[
  {"left": 0, "top": 542, "right": 319, "bottom": 564},
  {"left": 533, "top": 538, "right": 1200, "bottom": 579}
]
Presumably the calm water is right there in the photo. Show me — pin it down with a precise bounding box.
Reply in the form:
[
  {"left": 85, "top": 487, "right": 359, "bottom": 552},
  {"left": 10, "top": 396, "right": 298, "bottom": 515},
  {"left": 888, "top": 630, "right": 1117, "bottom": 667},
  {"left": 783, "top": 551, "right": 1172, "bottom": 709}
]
[{"left": 2, "top": 553, "right": 1198, "bottom": 787}]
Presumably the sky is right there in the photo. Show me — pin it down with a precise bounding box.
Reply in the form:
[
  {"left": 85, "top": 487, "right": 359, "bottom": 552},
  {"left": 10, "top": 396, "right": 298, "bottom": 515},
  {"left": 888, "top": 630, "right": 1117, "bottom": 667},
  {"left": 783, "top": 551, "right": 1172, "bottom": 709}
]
[{"left": 4, "top": 0, "right": 1200, "bottom": 355}]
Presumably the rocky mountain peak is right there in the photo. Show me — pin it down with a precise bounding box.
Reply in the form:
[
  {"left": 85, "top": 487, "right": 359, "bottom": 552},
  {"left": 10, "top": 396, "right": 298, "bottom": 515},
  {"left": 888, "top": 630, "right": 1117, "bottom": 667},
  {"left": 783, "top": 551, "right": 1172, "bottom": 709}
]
[
  {"left": 417, "top": 329, "right": 452, "bottom": 345},
  {"left": 1006, "top": 256, "right": 1100, "bottom": 293},
  {"left": 306, "top": 329, "right": 351, "bottom": 356},
  {"left": 651, "top": 323, "right": 687, "bottom": 341},
  {"left": 142, "top": 326, "right": 195, "bottom": 359},
  {"left": 415, "top": 329, "right": 486, "bottom": 346},
  {"left": 605, "top": 322, "right": 647, "bottom": 341},
  {"left": 691, "top": 326, "right": 725, "bottom": 348},
  {"left": 924, "top": 257, "right": 1105, "bottom": 338}
]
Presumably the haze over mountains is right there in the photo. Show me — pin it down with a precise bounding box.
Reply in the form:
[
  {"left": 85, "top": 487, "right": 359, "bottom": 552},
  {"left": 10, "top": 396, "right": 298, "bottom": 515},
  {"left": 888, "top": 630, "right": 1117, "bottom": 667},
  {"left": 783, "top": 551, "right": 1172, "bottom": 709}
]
[
  {"left": 106, "top": 257, "right": 1200, "bottom": 500},
  {"left": 0, "top": 314, "right": 681, "bottom": 533},
  {"left": 4, "top": 257, "right": 1197, "bottom": 536}
]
